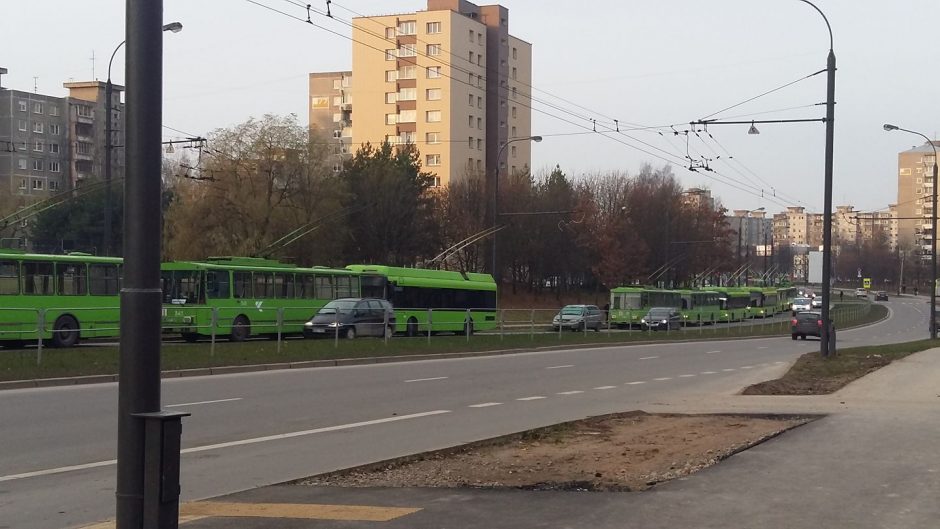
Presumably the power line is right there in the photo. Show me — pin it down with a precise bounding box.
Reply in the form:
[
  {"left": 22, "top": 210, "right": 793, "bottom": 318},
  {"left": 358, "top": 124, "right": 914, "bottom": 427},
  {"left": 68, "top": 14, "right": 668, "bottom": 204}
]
[{"left": 699, "top": 69, "right": 825, "bottom": 121}]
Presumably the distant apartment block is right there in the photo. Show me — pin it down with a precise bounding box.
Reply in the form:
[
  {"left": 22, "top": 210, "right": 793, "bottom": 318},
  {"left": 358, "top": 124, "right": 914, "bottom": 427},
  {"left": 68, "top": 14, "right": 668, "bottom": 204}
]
[
  {"left": 308, "top": 71, "right": 353, "bottom": 172},
  {"left": 309, "top": 0, "right": 532, "bottom": 187},
  {"left": 895, "top": 140, "right": 939, "bottom": 260}
]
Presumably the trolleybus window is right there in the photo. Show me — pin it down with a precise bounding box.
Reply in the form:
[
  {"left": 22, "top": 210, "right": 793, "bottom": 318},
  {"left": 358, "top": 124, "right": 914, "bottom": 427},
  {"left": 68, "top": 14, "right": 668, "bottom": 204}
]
[
  {"left": 57, "top": 263, "right": 87, "bottom": 296},
  {"left": 0, "top": 260, "right": 18, "bottom": 294},
  {"left": 23, "top": 261, "right": 54, "bottom": 295},
  {"left": 205, "top": 271, "right": 230, "bottom": 299},
  {"left": 315, "top": 276, "right": 333, "bottom": 299},
  {"left": 233, "top": 272, "right": 251, "bottom": 299},
  {"left": 89, "top": 264, "right": 121, "bottom": 295}
]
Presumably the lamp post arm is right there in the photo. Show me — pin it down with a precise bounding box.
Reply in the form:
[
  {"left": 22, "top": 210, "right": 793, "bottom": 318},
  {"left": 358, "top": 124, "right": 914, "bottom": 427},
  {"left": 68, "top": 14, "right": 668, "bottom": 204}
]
[
  {"left": 108, "top": 41, "right": 126, "bottom": 82},
  {"left": 796, "top": 0, "right": 833, "bottom": 51}
]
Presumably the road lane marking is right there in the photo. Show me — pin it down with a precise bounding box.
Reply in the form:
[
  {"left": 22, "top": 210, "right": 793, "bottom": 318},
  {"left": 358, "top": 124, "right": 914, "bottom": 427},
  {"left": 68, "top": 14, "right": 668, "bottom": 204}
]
[
  {"left": 0, "top": 410, "right": 451, "bottom": 483},
  {"left": 638, "top": 356, "right": 659, "bottom": 360},
  {"left": 545, "top": 364, "right": 575, "bottom": 369},
  {"left": 166, "top": 398, "right": 243, "bottom": 408},
  {"left": 653, "top": 377, "right": 672, "bottom": 381},
  {"left": 705, "top": 350, "right": 721, "bottom": 354},
  {"left": 700, "top": 371, "right": 718, "bottom": 375},
  {"left": 593, "top": 386, "right": 617, "bottom": 390},
  {"left": 557, "top": 390, "right": 584, "bottom": 395},
  {"left": 758, "top": 346, "right": 769, "bottom": 350},
  {"left": 468, "top": 402, "right": 502, "bottom": 408},
  {"left": 516, "top": 396, "right": 547, "bottom": 401},
  {"left": 625, "top": 381, "right": 646, "bottom": 385},
  {"left": 678, "top": 374, "right": 696, "bottom": 378},
  {"left": 740, "top": 365, "right": 754, "bottom": 369},
  {"left": 404, "top": 376, "right": 449, "bottom": 383},
  {"left": 722, "top": 368, "right": 736, "bottom": 372},
  {"left": 180, "top": 501, "right": 421, "bottom": 522}
]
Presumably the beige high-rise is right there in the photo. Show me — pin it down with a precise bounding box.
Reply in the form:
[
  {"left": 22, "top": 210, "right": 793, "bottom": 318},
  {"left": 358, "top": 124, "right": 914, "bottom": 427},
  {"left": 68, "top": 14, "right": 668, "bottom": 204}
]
[
  {"left": 896, "top": 141, "right": 939, "bottom": 260},
  {"left": 310, "top": 1, "right": 531, "bottom": 187}
]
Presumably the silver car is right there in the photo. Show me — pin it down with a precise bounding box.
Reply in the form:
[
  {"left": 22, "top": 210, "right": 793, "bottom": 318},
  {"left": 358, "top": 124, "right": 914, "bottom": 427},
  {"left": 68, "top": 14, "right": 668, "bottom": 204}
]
[
  {"left": 791, "top": 297, "right": 812, "bottom": 315},
  {"left": 552, "top": 305, "right": 604, "bottom": 332}
]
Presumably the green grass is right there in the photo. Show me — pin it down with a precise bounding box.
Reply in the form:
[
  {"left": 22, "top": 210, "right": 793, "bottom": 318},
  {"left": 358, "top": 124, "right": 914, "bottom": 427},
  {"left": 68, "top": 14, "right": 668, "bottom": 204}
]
[
  {"left": 743, "top": 338, "right": 939, "bottom": 395},
  {"left": 0, "top": 304, "right": 889, "bottom": 382}
]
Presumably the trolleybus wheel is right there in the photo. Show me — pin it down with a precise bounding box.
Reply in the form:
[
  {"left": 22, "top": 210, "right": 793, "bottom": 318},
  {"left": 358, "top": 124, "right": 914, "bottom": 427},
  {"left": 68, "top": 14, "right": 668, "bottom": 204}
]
[
  {"left": 406, "top": 318, "right": 418, "bottom": 337},
  {"left": 51, "top": 315, "right": 80, "bottom": 348},
  {"left": 230, "top": 315, "right": 251, "bottom": 342}
]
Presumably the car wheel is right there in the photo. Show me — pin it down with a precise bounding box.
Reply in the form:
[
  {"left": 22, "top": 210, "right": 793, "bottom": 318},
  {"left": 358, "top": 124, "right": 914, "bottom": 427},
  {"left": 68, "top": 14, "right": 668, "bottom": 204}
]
[
  {"left": 345, "top": 327, "right": 356, "bottom": 340},
  {"left": 799, "top": 334, "right": 806, "bottom": 340},
  {"left": 791, "top": 333, "right": 798, "bottom": 340},
  {"left": 230, "top": 315, "right": 250, "bottom": 342},
  {"left": 182, "top": 333, "right": 199, "bottom": 343},
  {"left": 406, "top": 318, "right": 418, "bottom": 337},
  {"left": 51, "top": 315, "right": 80, "bottom": 348}
]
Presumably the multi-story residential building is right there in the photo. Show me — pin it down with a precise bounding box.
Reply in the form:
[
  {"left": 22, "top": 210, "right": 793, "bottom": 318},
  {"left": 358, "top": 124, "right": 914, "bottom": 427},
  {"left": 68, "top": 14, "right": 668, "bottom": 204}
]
[
  {"left": 308, "top": 71, "right": 353, "bottom": 172},
  {"left": 895, "top": 140, "right": 939, "bottom": 260},
  {"left": 310, "top": 0, "right": 532, "bottom": 188},
  {"left": 0, "top": 71, "right": 124, "bottom": 201},
  {"left": 682, "top": 187, "right": 715, "bottom": 210}
]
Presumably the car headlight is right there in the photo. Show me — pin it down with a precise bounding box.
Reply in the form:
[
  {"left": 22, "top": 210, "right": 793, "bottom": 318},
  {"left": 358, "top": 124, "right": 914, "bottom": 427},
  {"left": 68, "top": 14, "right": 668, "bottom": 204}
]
[
  {"left": 640, "top": 318, "right": 646, "bottom": 324},
  {"left": 327, "top": 321, "right": 342, "bottom": 328},
  {"left": 304, "top": 321, "right": 313, "bottom": 328},
  {"left": 661, "top": 319, "right": 668, "bottom": 324}
]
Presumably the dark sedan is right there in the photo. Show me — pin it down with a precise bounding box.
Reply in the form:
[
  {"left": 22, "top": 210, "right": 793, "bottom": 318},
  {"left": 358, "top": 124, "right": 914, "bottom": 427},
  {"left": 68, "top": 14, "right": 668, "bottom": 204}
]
[
  {"left": 641, "top": 307, "right": 682, "bottom": 331},
  {"left": 791, "top": 311, "right": 823, "bottom": 340}
]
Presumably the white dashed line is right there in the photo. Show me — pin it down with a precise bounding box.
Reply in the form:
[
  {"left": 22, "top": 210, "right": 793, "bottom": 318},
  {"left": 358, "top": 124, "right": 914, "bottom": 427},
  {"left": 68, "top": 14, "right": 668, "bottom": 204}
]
[
  {"left": 705, "top": 350, "right": 721, "bottom": 354},
  {"left": 625, "top": 381, "right": 646, "bottom": 385},
  {"left": 639, "top": 356, "right": 659, "bottom": 360},
  {"left": 517, "top": 396, "right": 547, "bottom": 401},
  {"left": 678, "top": 374, "right": 696, "bottom": 378},
  {"left": 557, "top": 390, "right": 584, "bottom": 395},
  {"left": 653, "top": 377, "right": 672, "bottom": 381},
  {"left": 469, "top": 402, "right": 502, "bottom": 408},
  {"left": 593, "top": 386, "right": 618, "bottom": 390},
  {"left": 774, "top": 361, "right": 785, "bottom": 364},
  {"left": 404, "top": 377, "right": 449, "bottom": 383},
  {"left": 166, "top": 398, "right": 243, "bottom": 408},
  {"left": 700, "top": 371, "right": 718, "bottom": 375},
  {"left": 741, "top": 365, "right": 754, "bottom": 369},
  {"left": 758, "top": 346, "right": 768, "bottom": 350},
  {"left": 722, "top": 368, "right": 736, "bottom": 372},
  {"left": 546, "top": 364, "right": 575, "bottom": 370}
]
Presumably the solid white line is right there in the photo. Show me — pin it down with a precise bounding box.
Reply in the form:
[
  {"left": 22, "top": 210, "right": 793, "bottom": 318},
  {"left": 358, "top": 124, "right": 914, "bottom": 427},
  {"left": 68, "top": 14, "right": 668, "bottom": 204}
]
[
  {"left": 593, "top": 386, "right": 617, "bottom": 390},
  {"left": 0, "top": 410, "right": 451, "bottom": 483},
  {"left": 468, "top": 402, "right": 502, "bottom": 408},
  {"left": 545, "top": 364, "right": 575, "bottom": 370},
  {"left": 705, "top": 350, "right": 721, "bottom": 354},
  {"left": 625, "top": 381, "right": 646, "bottom": 385},
  {"left": 678, "top": 374, "right": 696, "bottom": 378},
  {"left": 653, "top": 377, "right": 672, "bottom": 381},
  {"left": 166, "top": 398, "right": 243, "bottom": 408},
  {"left": 404, "top": 376, "right": 449, "bottom": 383},
  {"left": 557, "top": 390, "right": 584, "bottom": 395},
  {"left": 516, "top": 396, "right": 547, "bottom": 401},
  {"left": 638, "top": 356, "right": 659, "bottom": 360}
]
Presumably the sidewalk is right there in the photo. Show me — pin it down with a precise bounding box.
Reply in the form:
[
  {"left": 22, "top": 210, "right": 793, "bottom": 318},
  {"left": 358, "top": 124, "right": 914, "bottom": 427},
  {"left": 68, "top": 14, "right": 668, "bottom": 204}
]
[{"left": 88, "top": 348, "right": 940, "bottom": 529}]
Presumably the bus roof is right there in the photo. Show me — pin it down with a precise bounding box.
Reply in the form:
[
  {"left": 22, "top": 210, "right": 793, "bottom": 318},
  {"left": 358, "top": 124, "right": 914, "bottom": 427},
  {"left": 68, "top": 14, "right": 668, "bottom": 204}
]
[
  {"left": 0, "top": 248, "right": 122, "bottom": 264},
  {"left": 164, "top": 259, "right": 356, "bottom": 275},
  {"left": 346, "top": 264, "right": 496, "bottom": 291}
]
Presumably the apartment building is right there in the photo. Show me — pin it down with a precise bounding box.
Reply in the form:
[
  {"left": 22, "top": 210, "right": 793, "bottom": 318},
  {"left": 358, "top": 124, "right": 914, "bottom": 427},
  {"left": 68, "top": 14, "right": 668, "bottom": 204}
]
[
  {"left": 63, "top": 81, "right": 125, "bottom": 188},
  {"left": 308, "top": 71, "right": 354, "bottom": 172},
  {"left": 310, "top": 0, "right": 532, "bottom": 188},
  {"left": 896, "top": 140, "right": 939, "bottom": 259}
]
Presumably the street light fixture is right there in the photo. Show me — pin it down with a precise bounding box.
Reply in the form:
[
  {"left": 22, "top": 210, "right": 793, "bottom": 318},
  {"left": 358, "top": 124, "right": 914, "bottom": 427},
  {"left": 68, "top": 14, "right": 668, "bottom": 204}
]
[
  {"left": 884, "top": 123, "right": 938, "bottom": 339},
  {"left": 104, "top": 21, "right": 182, "bottom": 256},
  {"left": 492, "top": 135, "right": 542, "bottom": 287}
]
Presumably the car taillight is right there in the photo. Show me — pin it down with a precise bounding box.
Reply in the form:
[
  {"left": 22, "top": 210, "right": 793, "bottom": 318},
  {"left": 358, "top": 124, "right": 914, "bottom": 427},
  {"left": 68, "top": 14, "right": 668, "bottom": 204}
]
[
  {"left": 791, "top": 319, "right": 797, "bottom": 325},
  {"left": 817, "top": 319, "right": 823, "bottom": 327}
]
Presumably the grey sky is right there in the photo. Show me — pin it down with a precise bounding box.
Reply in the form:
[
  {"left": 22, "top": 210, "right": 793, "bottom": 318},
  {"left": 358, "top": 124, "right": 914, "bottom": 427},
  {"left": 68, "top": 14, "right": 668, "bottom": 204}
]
[{"left": 4, "top": 1, "right": 937, "bottom": 215}]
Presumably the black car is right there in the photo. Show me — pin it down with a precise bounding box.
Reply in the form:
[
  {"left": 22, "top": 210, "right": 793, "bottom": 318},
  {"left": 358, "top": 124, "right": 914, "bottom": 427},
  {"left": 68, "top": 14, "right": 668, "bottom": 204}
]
[
  {"left": 791, "top": 311, "right": 823, "bottom": 340},
  {"left": 304, "top": 298, "right": 396, "bottom": 339},
  {"left": 874, "top": 291, "right": 889, "bottom": 301},
  {"left": 641, "top": 307, "right": 682, "bottom": 331}
]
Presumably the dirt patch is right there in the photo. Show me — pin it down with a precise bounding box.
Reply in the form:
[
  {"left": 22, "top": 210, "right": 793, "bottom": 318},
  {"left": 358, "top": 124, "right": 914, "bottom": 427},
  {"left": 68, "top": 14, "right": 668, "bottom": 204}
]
[{"left": 299, "top": 412, "right": 811, "bottom": 491}]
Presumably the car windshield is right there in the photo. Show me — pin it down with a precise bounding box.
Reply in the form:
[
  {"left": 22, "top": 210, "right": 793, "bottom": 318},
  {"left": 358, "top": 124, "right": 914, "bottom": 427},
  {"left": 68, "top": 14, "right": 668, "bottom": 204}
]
[
  {"left": 647, "top": 309, "right": 671, "bottom": 317},
  {"left": 561, "top": 307, "right": 584, "bottom": 315},
  {"left": 794, "top": 298, "right": 811, "bottom": 304},
  {"left": 317, "top": 299, "right": 357, "bottom": 315}
]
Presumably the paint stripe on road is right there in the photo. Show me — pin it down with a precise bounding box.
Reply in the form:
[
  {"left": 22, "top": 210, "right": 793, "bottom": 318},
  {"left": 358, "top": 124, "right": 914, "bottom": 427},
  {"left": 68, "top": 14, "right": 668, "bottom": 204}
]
[
  {"left": 638, "top": 356, "right": 659, "bottom": 360},
  {"left": 678, "top": 374, "right": 696, "bottom": 378},
  {"left": 404, "top": 377, "right": 449, "bottom": 383},
  {"left": 625, "top": 381, "right": 646, "bottom": 385},
  {"left": 166, "top": 398, "right": 243, "bottom": 408},
  {"left": 722, "top": 368, "right": 736, "bottom": 372},
  {"left": 545, "top": 364, "right": 575, "bottom": 370},
  {"left": 0, "top": 410, "right": 451, "bottom": 483},
  {"left": 593, "top": 386, "right": 617, "bottom": 390},
  {"left": 740, "top": 365, "right": 755, "bottom": 369},
  {"left": 705, "top": 350, "right": 721, "bottom": 354},
  {"left": 653, "top": 377, "right": 672, "bottom": 381},
  {"left": 700, "top": 371, "right": 718, "bottom": 375},
  {"left": 517, "top": 396, "right": 547, "bottom": 401},
  {"left": 469, "top": 402, "right": 502, "bottom": 408},
  {"left": 557, "top": 390, "right": 584, "bottom": 395},
  {"left": 181, "top": 501, "right": 422, "bottom": 522},
  {"left": 758, "top": 346, "right": 769, "bottom": 350}
]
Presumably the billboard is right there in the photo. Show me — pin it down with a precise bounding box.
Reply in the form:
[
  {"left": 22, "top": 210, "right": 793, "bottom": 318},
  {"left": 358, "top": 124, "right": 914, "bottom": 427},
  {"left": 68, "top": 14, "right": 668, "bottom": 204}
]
[
  {"left": 310, "top": 96, "right": 330, "bottom": 109},
  {"left": 808, "top": 250, "right": 823, "bottom": 284}
]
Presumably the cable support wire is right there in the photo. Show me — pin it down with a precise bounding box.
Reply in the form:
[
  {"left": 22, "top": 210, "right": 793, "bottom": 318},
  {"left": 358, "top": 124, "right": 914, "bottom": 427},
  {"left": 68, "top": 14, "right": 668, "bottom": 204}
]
[{"left": 699, "top": 68, "right": 826, "bottom": 121}]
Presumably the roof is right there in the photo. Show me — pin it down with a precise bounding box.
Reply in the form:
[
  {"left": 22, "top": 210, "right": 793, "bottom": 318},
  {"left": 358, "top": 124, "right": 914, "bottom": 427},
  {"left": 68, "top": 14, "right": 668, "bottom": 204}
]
[{"left": 902, "top": 141, "right": 940, "bottom": 154}]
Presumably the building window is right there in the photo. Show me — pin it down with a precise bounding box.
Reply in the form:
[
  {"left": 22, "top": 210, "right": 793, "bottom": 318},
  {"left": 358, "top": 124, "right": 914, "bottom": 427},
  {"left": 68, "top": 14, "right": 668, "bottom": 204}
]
[
  {"left": 18, "top": 100, "right": 27, "bottom": 112},
  {"left": 385, "top": 49, "right": 397, "bottom": 60},
  {"left": 469, "top": 72, "right": 474, "bottom": 84},
  {"left": 332, "top": 112, "right": 342, "bottom": 123},
  {"left": 398, "top": 87, "right": 417, "bottom": 101},
  {"left": 18, "top": 179, "right": 27, "bottom": 190},
  {"left": 49, "top": 161, "right": 60, "bottom": 173},
  {"left": 49, "top": 180, "right": 59, "bottom": 191},
  {"left": 32, "top": 159, "right": 43, "bottom": 171},
  {"left": 76, "top": 105, "right": 93, "bottom": 117},
  {"left": 426, "top": 132, "right": 440, "bottom": 144},
  {"left": 478, "top": 160, "right": 484, "bottom": 171},
  {"left": 33, "top": 102, "right": 43, "bottom": 114},
  {"left": 511, "top": 145, "right": 517, "bottom": 158},
  {"left": 397, "top": 20, "right": 416, "bottom": 35},
  {"left": 469, "top": 29, "right": 474, "bottom": 42},
  {"left": 399, "top": 44, "right": 417, "bottom": 57},
  {"left": 426, "top": 66, "right": 441, "bottom": 79},
  {"left": 468, "top": 115, "right": 474, "bottom": 127},
  {"left": 33, "top": 140, "right": 43, "bottom": 152},
  {"left": 900, "top": 168, "right": 912, "bottom": 176},
  {"left": 32, "top": 179, "right": 44, "bottom": 190},
  {"left": 426, "top": 21, "right": 441, "bottom": 34},
  {"left": 427, "top": 44, "right": 441, "bottom": 56},
  {"left": 477, "top": 55, "right": 483, "bottom": 66},
  {"left": 386, "top": 113, "right": 398, "bottom": 125},
  {"left": 512, "top": 86, "right": 517, "bottom": 98},
  {"left": 398, "top": 109, "right": 416, "bottom": 123},
  {"left": 917, "top": 177, "right": 923, "bottom": 184},
  {"left": 333, "top": 79, "right": 342, "bottom": 89},
  {"left": 385, "top": 70, "right": 398, "bottom": 82},
  {"left": 477, "top": 138, "right": 482, "bottom": 150},
  {"left": 77, "top": 141, "right": 92, "bottom": 154},
  {"left": 432, "top": 176, "right": 441, "bottom": 187},
  {"left": 512, "top": 126, "right": 517, "bottom": 136},
  {"left": 385, "top": 92, "right": 397, "bottom": 104},
  {"left": 512, "top": 47, "right": 518, "bottom": 59},
  {"left": 49, "top": 124, "right": 60, "bottom": 135},
  {"left": 477, "top": 32, "right": 483, "bottom": 44},
  {"left": 468, "top": 136, "right": 474, "bottom": 149},
  {"left": 477, "top": 75, "right": 483, "bottom": 87},
  {"left": 427, "top": 88, "right": 442, "bottom": 101},
  {"left": 49, "top": 143, "right": 59, "bottom": 154},
  {"left": 478, "top": 96, "right": 483, "bottom": 108},
  {"left": 426, "top": 110, "right": 442, "bottom": 123},
  {"left": 33, "top": 122, "right": 43, "bottom": 133},
  {"left": 468, "top": 51, "right": 474, "bottom": 63},
  {"left": 468, "top": 94, "right": 474, "bottom": 106},
  {"left": 17, "top": 158, "right": 27, "bottom": 170},
  {"left": 399, "top": 65, "right": 416, "bottom": 79},
  {"left": 426, "top": 154, "right": 441, "bottom": 166},
  {"left": 402, "top": 131, "right": 416, "bottom": 143},
  {"left": 512, "top": 67, "right": 517, "bottom": 80},
  {"left": 17, "top": 119, "right": 27, "bottom": 131},
  {"left": 512, "top": 106, "right": 517, "bottom": 118},
  {"left": 385, "top": 27, "right": 395, "bottom": 38},
  {"left": 477, "top": 117, "right": 482, "bottom": 129}
]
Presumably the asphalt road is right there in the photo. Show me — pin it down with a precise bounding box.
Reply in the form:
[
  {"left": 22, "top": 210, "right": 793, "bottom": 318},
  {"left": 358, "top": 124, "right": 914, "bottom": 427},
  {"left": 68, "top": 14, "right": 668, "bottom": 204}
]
[{"left": 0, "top": 297, "right": 925, "bottom": 529}]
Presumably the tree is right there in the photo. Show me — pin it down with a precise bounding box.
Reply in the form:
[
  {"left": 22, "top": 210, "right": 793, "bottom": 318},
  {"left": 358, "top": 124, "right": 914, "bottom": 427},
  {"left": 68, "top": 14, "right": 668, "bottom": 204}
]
[
  {"left": 31, "top": 185, "right": 123, "bottom": 255},
  {"left": 339, "top": 142, "right": 439, "bottom": 266},
  {"left": 435, "top": 168, "right": 488, "bottom": 272}
]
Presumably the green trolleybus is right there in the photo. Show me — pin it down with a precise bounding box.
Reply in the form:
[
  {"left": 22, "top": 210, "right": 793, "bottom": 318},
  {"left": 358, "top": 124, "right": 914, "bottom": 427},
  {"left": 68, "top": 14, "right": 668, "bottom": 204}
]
[
  {"left": 161, "top": 256, "right": 363, "bottom": 341},
  {"left": 714, "top": 287, "right": 752, "bottom": 322},
  {"left": 345, "top": 265, "right": 497, "bottom": 336},
  {"left": 0, "top": 248, "right": 122, "bottom": 348},
  {"left": 678, "top": 289, "right": 721, "bottom": 325},
  {"left": 609, "top": 287, "right": 682, "bottom": 328}
]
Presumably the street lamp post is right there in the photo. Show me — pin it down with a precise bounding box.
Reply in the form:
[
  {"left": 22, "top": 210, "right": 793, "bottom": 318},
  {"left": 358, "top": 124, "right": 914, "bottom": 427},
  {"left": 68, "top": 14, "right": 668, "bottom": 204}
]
[
  {"left": 884, "top": 123, "right": 938, "bottom": 339},
  {"left": 104, "top": 21, "right": 181, "bottom": 256},
  {"left": 492, "top": 135, "right": 541, "bottom": 287}
]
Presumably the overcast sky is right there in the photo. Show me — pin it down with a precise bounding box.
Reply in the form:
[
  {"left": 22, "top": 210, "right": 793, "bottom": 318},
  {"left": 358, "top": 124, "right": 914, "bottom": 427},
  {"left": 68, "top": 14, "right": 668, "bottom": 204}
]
[{"left": 4, "top": 0, "right": 938, "bottom": 215}]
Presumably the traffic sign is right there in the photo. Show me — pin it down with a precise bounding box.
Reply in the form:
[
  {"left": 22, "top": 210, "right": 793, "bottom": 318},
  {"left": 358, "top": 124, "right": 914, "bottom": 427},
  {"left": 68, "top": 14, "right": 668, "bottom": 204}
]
[{"left": 863, "top": 278, "right": 871, "bottom": 289}]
